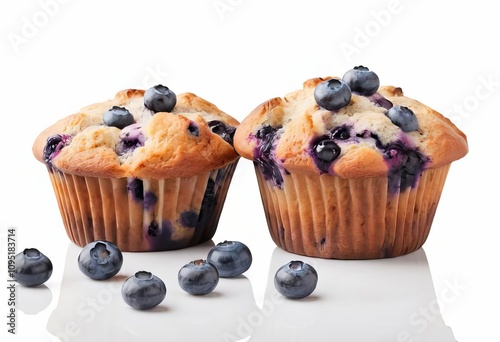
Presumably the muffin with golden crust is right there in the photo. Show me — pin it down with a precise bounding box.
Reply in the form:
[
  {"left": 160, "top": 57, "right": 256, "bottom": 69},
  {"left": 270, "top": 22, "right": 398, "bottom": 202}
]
[
  {"left": 234, "top": 66, "right": 468, "bottom": 259},
  {"left": 33, "top": 85, "right": 239, "bottom": 251}
]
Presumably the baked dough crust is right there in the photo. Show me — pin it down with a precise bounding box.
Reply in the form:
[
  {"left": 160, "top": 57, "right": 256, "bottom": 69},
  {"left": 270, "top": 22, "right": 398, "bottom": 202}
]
[
  {"left": 33, "top": 89, "right": 239, "bottom": 179},
  {"left": 234, "top": 77, "right": 468, "bottom": 177}
]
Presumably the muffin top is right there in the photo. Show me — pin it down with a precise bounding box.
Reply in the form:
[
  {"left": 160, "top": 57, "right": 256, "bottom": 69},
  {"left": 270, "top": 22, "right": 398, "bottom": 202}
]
[
  {"left": 33, "top": 85, "right": 239, "bottom": 179},
  {"left": 234, "top": 67, "right": 468, "bottom": 190}
]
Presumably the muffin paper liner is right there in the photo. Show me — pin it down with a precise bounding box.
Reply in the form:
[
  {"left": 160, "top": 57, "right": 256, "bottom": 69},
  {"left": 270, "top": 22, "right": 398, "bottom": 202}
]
[
  {"left": 254, "top": 163, "right": 450, "bottom": 259},
  {"left": 47, "top": 160, "right": 238, "bottom": 252}
]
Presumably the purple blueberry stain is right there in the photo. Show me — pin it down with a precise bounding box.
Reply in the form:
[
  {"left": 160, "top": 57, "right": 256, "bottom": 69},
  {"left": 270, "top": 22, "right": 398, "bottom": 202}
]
[
  {"left": 188, "top": 121, "right": 199, "bottom": 137},
  {"left": 145, "top": 220, "right": 188, "bottom": 250},
  {"left": 144, "top": 192, "right": 157, "bottom": 211},
  {"left": 308, "top": 125, "right": 428, "bottom": 192},
  {"left": 252, "top": 125, "right": 285, "bottom": 188},
  {"left": 147, "top": 220, "right": 159, "bottom": 237},
  {"left": 180, "top": 211, "right": 198, "bottom": 228},
  {"left": 356, "top": 129, "right": 373, "bottom": 139},
  {"left": 367, "top": 93, "right": 393, "bottom": 110},
  {"left": 208, "top": 120, "right": 236, "bottom": 145},
  {"left": 117, "top": 124, "right": 145, "bottom": 156},
  {"left": 127, "top": 178, "right": 144, "bottom": 201},
  {"left": 189, "top": 178, "right": 216, "bottom": 242},
  {"left": 383, "top": 141, "right": 429, "bottom": 193},
  {"left": 43, "top": 134, "right": 72, "bottom": 170}
]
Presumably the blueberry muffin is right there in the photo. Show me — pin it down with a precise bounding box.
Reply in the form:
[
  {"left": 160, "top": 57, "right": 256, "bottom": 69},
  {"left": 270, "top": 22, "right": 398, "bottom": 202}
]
[
  {"left": 33, "top": 85, "right": 239, "bottom": 251},
  {"left": 234, "top": 67, "right": 468, "bottom": 259}
]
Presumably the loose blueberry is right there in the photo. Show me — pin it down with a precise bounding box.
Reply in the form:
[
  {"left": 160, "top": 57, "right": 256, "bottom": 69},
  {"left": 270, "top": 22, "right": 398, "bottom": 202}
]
[
  {"left": 314, "top": 78, "right": 352, "bottom": 111},
  {"left": 207, "top": 241, "right": 252, "bottom": 278},
  {"left": 103, "top": 106, "right": 135, "bottom": 129},
  {"left": 274, "top": 260, "right": 318, "bottom": 299},
  {"left": 342, "top": 66, "right": 380, "bottom": 96},
  {"left": 208, "top": 120, "right": 236, "bottom": 145},
  {"left": 43, "top": 134, "right": 72, "bottom": 165},
  {"left": 122, "top": 271, "right": 166, "bottom": 310},
  {"left": 13, "top": 248, "right": 53, "bottom": 287},
  {"left": 144, "top": 84, "right": 177, "bottom": 113},
  {"left": 178, "top": 259, "right": 219, "bottom": 295},
  {"left": 386, "top": 105, "right": 419, "bottom": 132},
  {"left": 77, "top": 240, "right": 123, "bottom": 280}
]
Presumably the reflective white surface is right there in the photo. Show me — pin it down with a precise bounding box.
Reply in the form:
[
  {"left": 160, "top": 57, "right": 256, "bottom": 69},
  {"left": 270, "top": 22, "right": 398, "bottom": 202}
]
[
  {"left": 38, "top": 242, "right": 455, "bottom": 342},
  {"left": 2, "top": 0, "right": 499, "bottom": 341}
]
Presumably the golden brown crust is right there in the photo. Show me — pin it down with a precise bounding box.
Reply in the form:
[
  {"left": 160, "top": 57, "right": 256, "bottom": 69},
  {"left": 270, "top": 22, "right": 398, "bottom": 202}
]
[
  {"left": 234, "top": 78, "right": 468, "bottom": 178},
  {"left": 33, "top": 89, "right": 239, "bottom": 179}
]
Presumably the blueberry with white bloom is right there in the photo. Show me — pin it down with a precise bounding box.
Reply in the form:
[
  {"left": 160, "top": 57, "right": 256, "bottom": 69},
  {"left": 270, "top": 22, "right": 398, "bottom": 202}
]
[
  {"left": 314, "top": 79, "right": 352, "bottom": 111},
  {"left": 386, "top": 105, "right": 419, "bottom": 132},
  {"left": 178, "top": 259, "right": 219, "bottom": 295},
  {"left": 13, "top": 248, "right": 53, "bottom": 287},
  {"left": 78, "top": 240, "right": 123, "bottom": 280},
  {"left": 122, "top": 271, "right": 166, "bottom": 310},
  {"left": 274, "top": 260, "right": 318, "bottom": 299},
  {"left": 207, "top": 241, "right": 252, "bottom": 278}
]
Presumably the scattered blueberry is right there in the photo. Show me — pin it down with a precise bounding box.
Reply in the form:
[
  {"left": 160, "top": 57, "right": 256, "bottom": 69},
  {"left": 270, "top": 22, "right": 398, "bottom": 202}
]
[
  {"left": 43, "top": 134, "right": 72, "bottom": 165},
  {"left": 13, "top": 248, "right": 53, "bottom": 287},
  {"left": 314, "top": 78, "right": 352, "bottom": 111},
  {"left": 207, "top": 241, "right": 252, "bottom": 278},
  {"left": 77, "top": 240, "right": 123, "bottom": 280},
  {"left": 274, "top": 260, "right": 318, "bottom": 299},
  {"left": 386, "top": 105, "right": 419, "bottom": 132},
  {"left": 103, "top": 106, "right": 135, "bottom": 129},
  {"left": 178, "top": 259, "right": 219, "bottom": 295},
  {"left": 144, "top": 84, "right": 177, "bottom": 113},
  {"left": 342, "top": 66, "right": 380, "bottom": 96},
  {"left": 122, "top": 271, "right": 166, "bottom": 310},
  {"left": 208, "top": 120, "right": 236, "bottom": 145}
]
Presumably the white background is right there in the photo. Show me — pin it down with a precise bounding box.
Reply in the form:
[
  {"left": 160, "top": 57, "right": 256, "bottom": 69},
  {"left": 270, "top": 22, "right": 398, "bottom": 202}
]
[{"left": 1, "top": 0, "right": 498, "bottom": 341}]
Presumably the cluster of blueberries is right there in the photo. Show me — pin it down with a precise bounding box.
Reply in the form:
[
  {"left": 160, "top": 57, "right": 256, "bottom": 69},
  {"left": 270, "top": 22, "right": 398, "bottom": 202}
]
[
  {"left": 103, "top": 84, "right": 177, "bottom": 129},
  {"left": 314, "top": 66, "right": 419, "bottom": 133},
  {"left": 43, "top": 84, "right": 237, "bottom": 173},
  {"left": 13, "top": 240, "right": 319, "bottom": 310}
]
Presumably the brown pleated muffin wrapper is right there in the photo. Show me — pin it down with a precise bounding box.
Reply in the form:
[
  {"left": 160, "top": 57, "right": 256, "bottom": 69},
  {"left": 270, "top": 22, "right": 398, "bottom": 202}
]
[
  {"left": 254, "top": 164, "right": 450, "bottom": 259},
  {"left": 46, "top": 160, "right": 238, "bottom": 252}
]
